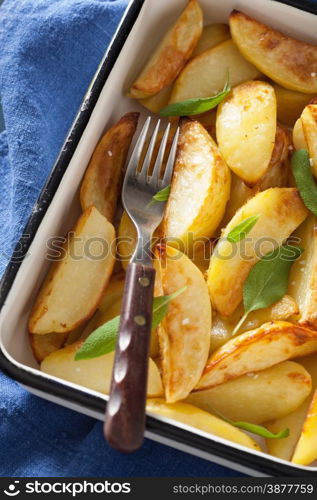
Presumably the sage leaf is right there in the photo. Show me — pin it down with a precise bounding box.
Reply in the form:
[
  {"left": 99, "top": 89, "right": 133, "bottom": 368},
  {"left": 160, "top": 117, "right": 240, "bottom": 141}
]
[
  {"left": 227, "top": 215, "right": 260, "bottom": 243},
  {"left": 149, "top": 185, "right": 171, "bottom": 206},
  {"left": 228, "top": 420, "right": 289, "bottom": 439},
  {"left": 75, "top": 286, "right": 187, "bottom": 360},
  {"left": 159, "top": 76, "right": 230, "bottom": 117},
  {"left": 291, "top": 149, "right": 317, "bottom": 217},
  {"left": 232, "top": 245, "right": 303, "bottom": 336}
]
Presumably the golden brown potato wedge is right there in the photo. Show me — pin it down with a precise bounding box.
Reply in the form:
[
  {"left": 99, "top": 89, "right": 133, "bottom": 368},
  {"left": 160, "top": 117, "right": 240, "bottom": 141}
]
[
  {"left": 267, "top": 353, "right": 317, "bottom": 461},
  {"left": 291, "top": 390, "right": 317, "bottom": 465},
  {"left": 146, "top": 399, "right": 262, "bottom": 451},
  {"left": 221, "top": 174, "right": 256, "bottom": 228},
  {"left": 139, "top": 85, "right": 173, "bottom": 113},
  {"left": 98, "top": 271, "right": 125, "bottom": 313},
  {"left": 301, "top": 104, "right": 317, "bottom": 177},
  {"left": 293, "top": 118, "right": 307, "bottom": 151},
  {"left": 80, "top": 113, "right": 138, "bottom": 222},
  {"left": 41, "top": 342, "right": 163, "bottom": 397},
  {"left": 207, "top": 188, "right": 307, "bottom": 317},
  {"left": 128, "top": 0, "right": 203, "bottom": 99},
  {"left": 273, "top": 84, "right": 313, "bottom": 127},
  {"left": 230, "top": 10, "right": 317, "bottom": 93},
  {"left": 255, "top": 125, "right": 290, "bottom": 191},
  {"left": 210, "top": 295, "right": 299, "bottom": 352},
  {"left": 266, "top": 400, "right": 312, "bottom": 461},
  {"left": 117, "top": 211, "right": 137, "bottom": 271},
  {"left": 154, "top": 245, "right": 211, "bottom": 402},
  {"left": 29, "top": 207, "right": 116, "bottom": 334},
  {"left": 196, "top": 321, "right": 317, "bottom": 391},
  {"left": 163, "top": 119, "right": 230, "bottom": 251},
  {"left": 169, "top": 39, "right": 261, "bottom": 104},
  {"left": 187, "top": 361, "right": 312, "bottom": 424},
  {"left": 216, "top": 81, "right": 276, "bottom": 185},
  {"left": 289, "top": 216, "right": 317, "bottom": 330},
  {"left": 29, "top": 332, "right": 68, "bottom": 363},
  {"left": 191, "top": 23, "right": 230, "bottom": 58}
]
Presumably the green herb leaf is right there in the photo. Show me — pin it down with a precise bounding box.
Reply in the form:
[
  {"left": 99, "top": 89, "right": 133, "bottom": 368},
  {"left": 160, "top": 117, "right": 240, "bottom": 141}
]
[
  {"left": 148, "top": 185, "right": 171, "bottom": 206},
  {"left": 75, "top": 286, "right": 187, "bottom": 361},
  {"left": 159, "top": 75, "right": 230, "bottom": 117},
  {"left": 232, "top": 244, "right": 303, "bottom": 336},
  {"left": 228, "top": 420, "right": 289, "bottom": 439},
  {"left": 291, "top": 149, "right": 317, "bottom": 217},
  {"left": 227, "top": 215, "right": 260, "bottom": 243}
]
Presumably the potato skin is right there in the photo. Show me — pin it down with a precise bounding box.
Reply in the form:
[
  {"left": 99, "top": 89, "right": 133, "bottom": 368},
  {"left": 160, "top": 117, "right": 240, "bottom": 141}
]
[
  {"left": 230, "top": 10, "right": 317, "bottom": 94},
  {"left": 197, "top": 321, "right": 317, "bottom": 390},
  {"left": 29, "top": 332, "right": 68, "bottom": 363},
  {"left": 129, "top": 0, "right": 203, "bottom": 99},
  {"left": 80, "top": 113, "right": 138, "bottom": 222}
]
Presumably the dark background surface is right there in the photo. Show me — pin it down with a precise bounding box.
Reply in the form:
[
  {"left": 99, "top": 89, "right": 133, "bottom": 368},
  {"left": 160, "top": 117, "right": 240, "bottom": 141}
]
[{"left": 0, "top": 0, "right": 5, "bottom": 132}]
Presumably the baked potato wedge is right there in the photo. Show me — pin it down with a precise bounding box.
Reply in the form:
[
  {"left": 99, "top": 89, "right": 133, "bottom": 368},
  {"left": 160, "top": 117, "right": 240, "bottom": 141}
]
[
  {"left": 210, "top": 295, "right": 299, "bottom": 352},
  {"left": 128, "top": 0, "right": 203, "bottom": 99},
  {"left": 293, "top": 118, "right": 307, "bottom": 151},
  {"left": 267, "top": 353, "right": 317, "bottom": 461},
  {"left": 207, "top": 188, "right": 307, "bottom": 317},
  {"left": 41, "top": 342, "right": 163, "bottom": 397},
  {"left": 140, "top": 85, "right": 172, "bottom": 113},
  {"left": 163, "top": 119, "right": 230, "bottom": 251},
  {"left": 80, "top": 113, "right": 138, "bottom": 222},
  {"left": 186, "top": 361, "right": 312, "bottom": 424},
  {"left": 273, "top": 84, "right": 313, "bottom": 127},
  {"left": 291, "top": 390, "right": 317, "bottom": 465},
  {"left": 301, "top": 104, "right": 317, "bottom": 177},
  {"left": 196, "top": 321, "right": 317, "bottom": 391},
  {"left": 289, "top": 216, "right": 317, "bottom": 330},
  {"left": 191, "top": 23, "right": 230, "bottom": 58},
  {"left": 29, "top": 332, "right": 68, "bottom": 363},
  {"left": 230, "top": 10, "right": 317, "bottom": 93},
  {"left": 29, "top": 207, "right": 116, "bottom": 334},
  {"left": 154, "top": 245, "right": 211, "bottom": 402},
  {"left": 117, "top": 211, "right": 137, "bottom": 270},
  {"left": 98, "top": 271, "right": 125, "bottom": 313},
  {"left": 146, "top": 399, "right": 261, "bottom": 451},
  {"left": 216, "top": 81, "right": 276, "bottom": 185},
  {"left": 169, "top": 39, "right": 261, "bottom": 104}
]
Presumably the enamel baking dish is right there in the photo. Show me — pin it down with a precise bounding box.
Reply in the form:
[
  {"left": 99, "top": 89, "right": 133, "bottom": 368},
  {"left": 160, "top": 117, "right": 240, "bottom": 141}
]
[{"left": 1, "top": 0, "right": 317, "bottom": 477}]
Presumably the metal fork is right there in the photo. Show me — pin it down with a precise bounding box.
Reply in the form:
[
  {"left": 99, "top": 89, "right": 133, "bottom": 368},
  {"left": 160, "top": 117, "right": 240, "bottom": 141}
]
[{"left": 104, "top": 117, "right": 179, "bottom": 452}]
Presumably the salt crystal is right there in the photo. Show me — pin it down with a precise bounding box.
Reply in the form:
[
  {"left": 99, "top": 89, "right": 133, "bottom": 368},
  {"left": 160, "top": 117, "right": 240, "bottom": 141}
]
[
  {"left": 311, "top": 72, "right": 316, "bottom": 77},
  {"left": 107, "top": 151, "right": 113, "bottom": 157},
  {"left": 182, "top": 318, "right": 190, "bottom": 325},
  {"left": 309, "top": 158, "right": 314, "bottom": 167}
]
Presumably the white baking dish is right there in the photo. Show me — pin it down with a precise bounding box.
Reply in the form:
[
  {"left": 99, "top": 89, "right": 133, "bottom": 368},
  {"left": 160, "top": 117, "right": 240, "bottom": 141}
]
[{"left": 1, "top": 0, "right": 317, "bottom": 477}]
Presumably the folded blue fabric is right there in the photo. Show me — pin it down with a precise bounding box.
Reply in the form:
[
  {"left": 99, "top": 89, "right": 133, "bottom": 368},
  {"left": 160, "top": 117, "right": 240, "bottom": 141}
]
[{"left": 0, "top": 0, "right": 243, "bottom": 477}]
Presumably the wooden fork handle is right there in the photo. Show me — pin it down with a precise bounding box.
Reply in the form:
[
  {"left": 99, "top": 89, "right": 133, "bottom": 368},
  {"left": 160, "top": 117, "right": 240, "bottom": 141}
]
[{"left": 104, "top": 262, "right": 155, "bottom": 452}]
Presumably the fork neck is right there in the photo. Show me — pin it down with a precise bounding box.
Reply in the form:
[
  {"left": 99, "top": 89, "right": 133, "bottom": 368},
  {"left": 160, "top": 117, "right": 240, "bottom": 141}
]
[{"left": 131, "top": 226, "right": 153, "bottom": 267}]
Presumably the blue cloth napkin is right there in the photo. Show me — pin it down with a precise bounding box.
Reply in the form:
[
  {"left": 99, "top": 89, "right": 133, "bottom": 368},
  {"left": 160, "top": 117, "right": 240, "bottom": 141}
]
[{"left": 0, "top": 0, "right": 243, "bottom": 477}]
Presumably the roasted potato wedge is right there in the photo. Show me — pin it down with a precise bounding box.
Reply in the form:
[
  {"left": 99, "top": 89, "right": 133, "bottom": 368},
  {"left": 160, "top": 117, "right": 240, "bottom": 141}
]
[
  {"left": 169, "top": 39, "right": 261, "bottom": 104},
  {"left": 128, "top": 0, "right": 203, "bottom": 99},
  {"left": 29, "top": 332, "right": 68, "bottom": 363},
  {"left": 293, "top": 118, "right": 307, "bottom": 151},
  {"left": 210, "top": 295, "right": 299, "bottom": 352},
  {"left": 29, "top": 207, "right": 116, "bottom": 334},
  {"left": 117, "top": 211, "right": 137, "bottom": 271},
  {"left": 41, "top": 342, "right": 163, "bottom": 397},
  {"left": 230, "top": 10, "right": 317, "bottom": 93},
  {"left": 139, "top": 85, "right": 172, "bottom": 113},
  {"left": 187, "top": 361, "right": 311, "bottom": 424},
  {"left": 301, "top": 104, "right": 317, "bottom": 177},
  {"left": 291, "top": 390, "right": 317, "bottom": 465},
  {"left": 289, "top": 216, "right": 317, "bottom": 330},
  {"left": 80, "top": 113, "right": 138, "bottom": 222},
  {"left": 267, "top": 353, "right": 317, "bottom": 461},
  {"left": 216, "top": 81, "right": 276, "bottom": 185},
  {"left": 146, "top": 399, "right": 262, "bottom": 451},
  {"left": 197, "top": 321, "right": 317, "bottom": 391},
  {"left": 154, "top": 245, "right": 211, "bottom": 402},
  {"left": 221, "top": 173, "right": 256, "bottom": 228},
  {"left": 191, "top": 23, "right": 230, "bottom": 58},
  {"left": 266, "top": 400, "right": 312, "bottom": 461},
  {"left": 207, "top": 188, "right": 307, "bottom": 317},
  {"left": 273, "top": 84, "right": 313, "bottom": 127},
  {"left": 98, "top": 271, "right": 125, "bottom": 313},
  {"left": 255, "top": 125, "right": 290, "bottom": 191},
  {"left": 163, "top": 119, "right": 230, "bottom": 251}
]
